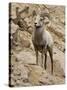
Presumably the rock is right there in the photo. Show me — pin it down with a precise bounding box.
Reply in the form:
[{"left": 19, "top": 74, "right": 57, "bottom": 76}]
[
  {"left": 27, "top": 27, "right": 33, "bottom": 34},
  {"left": 23, "top": 78, "right": 29, "bottom": 83},
  {"left": 46, "top": 46, "right": 65, "bottom": 77},
  {"left": 28, "top": 65, "right": 43, "bottom": 85},
  {"left": 15, "top": 50, "right": 36, "bottom": 64},
  {"left": 10, "top": 21, "right": 19, "bottom": 34},
  {"left": 47, "top": 22, "right": 64, "bottom": 39},
  {"left": 13, "top": 30, "right": 31, "bottom": 48},
  {"left": 53, "top": 46, "right": 65, "bottom": 76},
  {"left": 10, "top": 78, "right": 15, "bottom": 87}
]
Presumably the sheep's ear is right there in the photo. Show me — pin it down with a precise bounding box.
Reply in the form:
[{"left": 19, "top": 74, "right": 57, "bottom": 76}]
[
  {"left": 41, "top": 13, "right": 50, "bottom": 19},
  {"left": 40, "top": 17, "right": 44, "bottom": 20},
  {"left": 44, "top": 17, "right": 50, "bottom": 24},
  {"left": 32, "top": 10, "right": 37, "bottom": 16},
  {"left": 40, "top": 9, "right": 50, "bottom": 19}
]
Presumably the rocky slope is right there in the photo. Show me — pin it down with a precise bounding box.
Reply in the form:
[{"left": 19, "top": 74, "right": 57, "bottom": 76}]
[{"left": 9, "top": 3, "right": 65, "bottom": 86}]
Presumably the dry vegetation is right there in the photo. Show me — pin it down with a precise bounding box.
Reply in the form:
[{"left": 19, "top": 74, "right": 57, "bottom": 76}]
[{"left": 9, "top": 3, "right": 65, "bottom": 87}]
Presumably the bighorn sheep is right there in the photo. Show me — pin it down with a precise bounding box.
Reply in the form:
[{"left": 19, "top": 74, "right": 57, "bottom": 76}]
[{"left": 32, "top": 14, "right": 53, "bottom": 74}]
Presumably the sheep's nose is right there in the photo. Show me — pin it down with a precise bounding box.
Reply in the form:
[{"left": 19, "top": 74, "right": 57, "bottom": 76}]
[{"left": 34, "top": 22, "right": 37, "bottom": 25}]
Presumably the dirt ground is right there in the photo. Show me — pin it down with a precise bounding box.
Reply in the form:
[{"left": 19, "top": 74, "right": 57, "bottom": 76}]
[{"left": 9, "top": 3, "right": 65, "bottom": 87}]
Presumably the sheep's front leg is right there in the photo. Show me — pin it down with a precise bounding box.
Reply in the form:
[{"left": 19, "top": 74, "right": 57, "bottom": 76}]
[
  {"left": 44, "top": 44, "right": 47, "bottom": 69},
  {"left": 35, "top": 50, "right": 38, "bottom": 65},
  {"left": 41, "top": 46, "right": 44, "bottom": 68}
]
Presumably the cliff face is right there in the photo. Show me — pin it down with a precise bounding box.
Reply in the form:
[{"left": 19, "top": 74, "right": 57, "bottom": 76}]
[{"left": 9, "top": 3, "right": 65, "bottom": 86}]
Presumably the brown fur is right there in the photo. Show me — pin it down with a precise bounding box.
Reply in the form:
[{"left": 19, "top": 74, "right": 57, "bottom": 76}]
[{"left": 32, "top": 14, "right": 53, "bottom": 74}]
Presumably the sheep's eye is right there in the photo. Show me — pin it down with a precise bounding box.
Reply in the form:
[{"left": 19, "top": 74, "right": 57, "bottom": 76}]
[{"left": 40, "top": 17, "right": 43, "bottom": 21}]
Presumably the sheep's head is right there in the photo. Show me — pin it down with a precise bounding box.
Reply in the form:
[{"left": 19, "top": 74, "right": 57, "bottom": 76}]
[
  {"left": 34, "top": 12, "right": 50, "bottom": 28},
  {"left": 34, "top": 14, "right": 44, "bottom": 28}
]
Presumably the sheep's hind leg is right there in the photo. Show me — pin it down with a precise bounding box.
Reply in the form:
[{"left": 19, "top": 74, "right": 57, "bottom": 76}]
[
  {"left": 41, "top": 46, "right": 44, "bottom": 68},
  {"left": 41, "top": 51, "right": 43, "bottom": 68},
  {"left": 48, "top": 47, "right": 53, "bottom": 74},
  {"left": 44, "top": 51, "right": 47, "bottom": 70}
]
